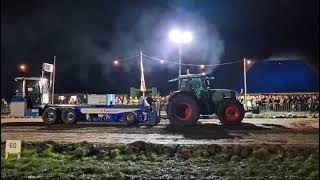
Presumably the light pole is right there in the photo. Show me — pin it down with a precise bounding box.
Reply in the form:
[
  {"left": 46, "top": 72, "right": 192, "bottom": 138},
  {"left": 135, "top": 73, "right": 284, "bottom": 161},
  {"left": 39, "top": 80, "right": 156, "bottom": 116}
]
[
  {"left": 243, "top": 58, "right": 247, "bottom": 101},
  {"left": 179, "top": 46, "right": 182, "bottom": 77},
  {"left": 243, "top": 58, "right": 251, "bottom": 109},
  {"left": 169, "top": 29, "right": 192, "bottom": 87}
]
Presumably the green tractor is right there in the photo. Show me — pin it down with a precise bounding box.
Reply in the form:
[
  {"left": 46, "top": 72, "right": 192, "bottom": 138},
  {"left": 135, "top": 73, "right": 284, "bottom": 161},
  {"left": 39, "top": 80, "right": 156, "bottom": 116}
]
[{"left": 167, "top": 74, "right": 245, "bottom": 125}]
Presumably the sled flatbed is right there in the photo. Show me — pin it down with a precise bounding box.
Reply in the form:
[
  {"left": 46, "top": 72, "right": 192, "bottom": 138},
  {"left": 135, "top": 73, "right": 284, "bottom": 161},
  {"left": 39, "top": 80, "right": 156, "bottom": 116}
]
[{"left": 39, "top": 103, "right": 159, "bottom": 125}]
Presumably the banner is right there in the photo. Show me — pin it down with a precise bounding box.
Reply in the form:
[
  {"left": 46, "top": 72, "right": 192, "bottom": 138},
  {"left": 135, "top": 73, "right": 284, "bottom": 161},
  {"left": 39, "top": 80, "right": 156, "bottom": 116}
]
[{"left": 42, "top": 63, "right": 54, "bottom": 72}]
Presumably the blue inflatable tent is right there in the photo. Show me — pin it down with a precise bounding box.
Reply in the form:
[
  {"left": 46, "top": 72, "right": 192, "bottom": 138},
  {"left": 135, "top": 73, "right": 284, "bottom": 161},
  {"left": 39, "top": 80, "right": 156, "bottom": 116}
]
[{"left": 235, "top": 59, "right": 319, "bottom": 93}]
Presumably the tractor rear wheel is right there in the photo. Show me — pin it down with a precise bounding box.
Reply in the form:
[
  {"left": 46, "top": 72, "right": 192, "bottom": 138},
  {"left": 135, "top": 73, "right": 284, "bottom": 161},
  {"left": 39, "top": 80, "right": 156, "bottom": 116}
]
[
  {"left": 217, "top": 99, "right": 245, "bottom": 125},
  {"left": 167, "top": 94, "right": 199, "bottom": 125}
]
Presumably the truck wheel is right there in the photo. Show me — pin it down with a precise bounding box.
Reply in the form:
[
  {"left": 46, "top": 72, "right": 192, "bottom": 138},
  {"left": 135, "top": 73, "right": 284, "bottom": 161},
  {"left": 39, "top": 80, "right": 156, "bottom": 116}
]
[
  {"left": 61, "top": 108, "right": 77, "bottom": 124},
  {"left": 167, "top": 95, "right": 199, "bottom": 125},
  {"left": 217, "top": 99, "right": 245, "bottom": 125},
  {"left": 42, "top": 108, "right": 58, "bottom": 125},
  {"left": 123, "top": 112, "right": 137, "bottom": 125}
]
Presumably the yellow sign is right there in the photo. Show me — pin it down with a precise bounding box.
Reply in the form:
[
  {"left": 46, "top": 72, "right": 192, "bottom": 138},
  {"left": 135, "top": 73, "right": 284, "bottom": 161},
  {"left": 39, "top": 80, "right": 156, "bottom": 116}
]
[{"left": 5, "top": 140, "right": 21, "bottom": 159}]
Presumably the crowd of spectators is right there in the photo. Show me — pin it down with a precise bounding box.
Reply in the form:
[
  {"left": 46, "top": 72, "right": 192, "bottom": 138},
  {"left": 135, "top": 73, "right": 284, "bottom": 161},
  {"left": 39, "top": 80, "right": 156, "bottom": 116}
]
[
  {"left": 55, "top": 96, "right": 84, "bottom": 105},
  {"left": 115, "top": 95, "right": 169, "bottom": 107},
  {"left": 239, "top": 94, "right": 319, "bottom": 112},
  {"left": 53, "top": 93, "right": 319, "bottom": 112}
]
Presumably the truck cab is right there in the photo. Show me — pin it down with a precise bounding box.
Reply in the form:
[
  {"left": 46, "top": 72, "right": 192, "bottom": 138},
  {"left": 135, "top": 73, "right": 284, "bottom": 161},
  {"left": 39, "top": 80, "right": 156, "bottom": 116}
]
[{"left": 11, "top": 77, "right": 49, "bottom": 117}]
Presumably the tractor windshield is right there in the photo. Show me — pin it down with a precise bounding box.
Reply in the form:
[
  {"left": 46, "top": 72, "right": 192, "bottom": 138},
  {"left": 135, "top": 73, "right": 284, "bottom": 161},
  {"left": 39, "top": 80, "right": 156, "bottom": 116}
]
[
  {"left": 180, "top": 78, "right": 189, "bottom": 89},
  {"left": 190, "top": 78, "right": 202, "bottom": 89},
  {"left": 190, "top": 78, "right": 204, "bottom": 97}
]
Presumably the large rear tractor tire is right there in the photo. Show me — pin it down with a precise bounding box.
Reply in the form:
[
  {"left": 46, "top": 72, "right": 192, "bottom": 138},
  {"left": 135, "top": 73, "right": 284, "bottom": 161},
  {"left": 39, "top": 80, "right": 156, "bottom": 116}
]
[
  {"left": 61, "top": 108, "right": 78, "bottom": 124},
  {"left": 167, "top": 94, "right": 199, "bottom": 126},
  {"left": 217, "top": 99, "right": 245, "bottom": 125},
  {"left": 42, "top": 108, "right": 59, "bottom": 125}
]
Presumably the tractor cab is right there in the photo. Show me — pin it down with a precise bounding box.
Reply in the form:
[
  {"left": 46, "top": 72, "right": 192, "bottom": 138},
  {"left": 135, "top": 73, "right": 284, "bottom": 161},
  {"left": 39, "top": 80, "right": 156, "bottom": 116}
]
[
  {"left": 170, "top": 74, "right": 237, "bottom": 101},
  {"left": 168, "top": 74, "right": 244, "bottom": 126},
  {"left": 170, "top": 74, "right": 209, "bottom": 98}
]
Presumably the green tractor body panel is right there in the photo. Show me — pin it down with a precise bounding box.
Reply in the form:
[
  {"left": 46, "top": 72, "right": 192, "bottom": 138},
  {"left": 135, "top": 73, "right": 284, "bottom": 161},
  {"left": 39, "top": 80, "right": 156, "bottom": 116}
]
[
  {"left": 210, "top": 89, "right": 237, "bottom": 102},
  {"left": 169, "top": 74, "right": 238, "bottom": 115}
]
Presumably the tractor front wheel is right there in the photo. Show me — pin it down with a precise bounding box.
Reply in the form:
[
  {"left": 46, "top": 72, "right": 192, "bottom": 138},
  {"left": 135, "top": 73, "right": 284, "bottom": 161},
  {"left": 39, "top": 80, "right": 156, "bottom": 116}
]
[
  {"left": 217, "top": 99, "right": 245, "bottom": 125},
  {"left": 167, "top": 95, "right": 199, "bottom": 126}
]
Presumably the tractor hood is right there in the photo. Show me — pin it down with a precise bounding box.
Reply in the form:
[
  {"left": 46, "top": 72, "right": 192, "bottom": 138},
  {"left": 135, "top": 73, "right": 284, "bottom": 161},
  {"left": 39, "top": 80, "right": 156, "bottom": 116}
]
[{"left": 209, "top": 89, "right": 238, "bottom": 101}]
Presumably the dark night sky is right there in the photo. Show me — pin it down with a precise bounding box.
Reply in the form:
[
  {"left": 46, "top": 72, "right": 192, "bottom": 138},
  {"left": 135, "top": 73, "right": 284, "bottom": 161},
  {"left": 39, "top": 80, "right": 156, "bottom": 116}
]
[{"left": 1, "top": 0, "right": 319, "bottom": 100}]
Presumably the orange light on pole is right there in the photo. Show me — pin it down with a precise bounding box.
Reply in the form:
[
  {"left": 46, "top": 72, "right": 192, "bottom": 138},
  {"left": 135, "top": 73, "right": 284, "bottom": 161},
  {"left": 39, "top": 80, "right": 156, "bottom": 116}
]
[
  {"left": 246, "top": 60, "right": 251, "bottom": 64},
  {"left": 19, "top": 64, "right": 27, "bottom": 72},
  {"left": 113, "top": 60, "right": 119, "bottom": 66},
  {"left": 200, "top": 64, "right": 205, "bottom": 69}
]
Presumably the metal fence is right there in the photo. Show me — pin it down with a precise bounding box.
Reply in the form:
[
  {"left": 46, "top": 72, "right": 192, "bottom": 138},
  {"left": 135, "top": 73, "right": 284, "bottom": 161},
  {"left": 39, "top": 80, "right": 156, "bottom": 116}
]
[
  {"left": 159, "top": 102, "right": 319, "bottom": 113},
  {"left": 258, "top": 102, "right": 319, "bottom": 112}
]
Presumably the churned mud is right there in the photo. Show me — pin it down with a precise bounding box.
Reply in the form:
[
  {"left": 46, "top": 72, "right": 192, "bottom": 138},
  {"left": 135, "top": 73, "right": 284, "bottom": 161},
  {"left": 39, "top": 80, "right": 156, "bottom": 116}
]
[
  {"left": 1, "top": 117, "right": 319, "bottom": 145},
  {"left": 1, "top": 117, "right": 319, "bottom": 179}
]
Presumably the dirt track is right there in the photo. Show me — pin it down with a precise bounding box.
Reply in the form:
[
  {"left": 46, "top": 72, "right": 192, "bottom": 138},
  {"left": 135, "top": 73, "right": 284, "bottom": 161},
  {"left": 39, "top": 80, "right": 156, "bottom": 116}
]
[{"left": 1, "top": 117, "right": 319, "bottom": 146}]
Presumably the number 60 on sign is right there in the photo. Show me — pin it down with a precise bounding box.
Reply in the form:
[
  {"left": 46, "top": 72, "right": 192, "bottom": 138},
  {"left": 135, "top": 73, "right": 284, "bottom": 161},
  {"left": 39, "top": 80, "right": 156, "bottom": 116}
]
[{"left": 5, "top": 140, "right": 21, "bottom": 159}]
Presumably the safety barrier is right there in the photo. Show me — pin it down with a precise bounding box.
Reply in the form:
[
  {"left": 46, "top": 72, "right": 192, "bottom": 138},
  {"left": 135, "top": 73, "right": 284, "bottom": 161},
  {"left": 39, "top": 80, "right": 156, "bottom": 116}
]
[
  {"left": 159, "top": 103, "right": 168, "bottom": 112},
  {"left": 258, "top": 102, "right": 319, "bottom": 112},
  {"left": 159, "top": 102, "right": 319, "bottom": 113}
]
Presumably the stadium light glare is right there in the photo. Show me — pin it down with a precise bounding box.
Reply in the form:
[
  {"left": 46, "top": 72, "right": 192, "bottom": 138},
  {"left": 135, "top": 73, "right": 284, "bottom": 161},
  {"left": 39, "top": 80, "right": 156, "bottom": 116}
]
[
  {"left": 113, "top": 60, "right": 119, "bottom": 65},
  {"left": 169, "top": 29, "right": 192, "bottom": 44},
  {"left": 169, "top": 28, "right": 193, "bottom": 87}
]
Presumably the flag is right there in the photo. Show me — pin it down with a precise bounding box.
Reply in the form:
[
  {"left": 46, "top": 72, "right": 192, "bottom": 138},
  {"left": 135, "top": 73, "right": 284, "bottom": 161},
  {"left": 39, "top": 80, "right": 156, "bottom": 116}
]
[
  {"left": 140, "top": 55, "right": 146, "bottom": 92},
  {"left": 42, "top": 63, "right": 54, "bottom": 72}
]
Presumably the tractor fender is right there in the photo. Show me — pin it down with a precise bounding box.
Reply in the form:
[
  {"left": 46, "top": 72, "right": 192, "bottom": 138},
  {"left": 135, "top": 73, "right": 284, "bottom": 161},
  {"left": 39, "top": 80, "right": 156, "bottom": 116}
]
[
  {"left": 168, "top": 91, "right": 200, "bottom": 106},
  {"left": 215, "top": 97, "right": 240, "bottom": 113}
]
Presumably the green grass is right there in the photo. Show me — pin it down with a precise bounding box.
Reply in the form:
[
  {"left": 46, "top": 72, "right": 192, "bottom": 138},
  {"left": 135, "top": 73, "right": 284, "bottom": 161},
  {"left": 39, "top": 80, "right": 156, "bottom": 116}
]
[{"left": 1, "top": 142, "right": 319, "bottom": 179}]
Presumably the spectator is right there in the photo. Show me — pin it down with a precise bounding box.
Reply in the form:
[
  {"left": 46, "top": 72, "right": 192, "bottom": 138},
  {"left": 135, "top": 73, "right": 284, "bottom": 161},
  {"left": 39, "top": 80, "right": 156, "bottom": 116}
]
[
  {"left": 123, "top": 96, "right": 128, "bottom": 104},
  {"left": 146, "top": 96, "right": 155, "bottom": 106},
  {"left": 244, "top": 93, "right": 319, "bottom": 112},
  {"left": 139, "top": 96, "right": 145, "bottom": 105}
]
